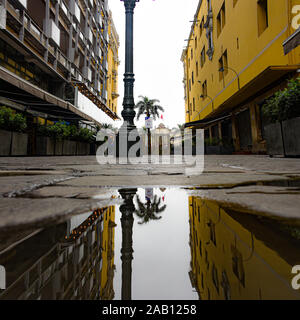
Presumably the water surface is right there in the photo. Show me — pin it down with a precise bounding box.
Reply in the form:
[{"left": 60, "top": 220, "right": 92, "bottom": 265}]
[{"left": 0, "top": 187, "right": 300, "bottom": 300}]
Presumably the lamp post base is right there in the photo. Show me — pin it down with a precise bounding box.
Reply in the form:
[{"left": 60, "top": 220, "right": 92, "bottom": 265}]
[{"left": 116, "top": 124, "right": 141, "bottom": 159}]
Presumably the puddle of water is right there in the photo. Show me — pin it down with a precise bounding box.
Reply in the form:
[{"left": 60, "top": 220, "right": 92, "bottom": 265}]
[{"left": 0, "top": 187, "right": 300, "bottom": 300}]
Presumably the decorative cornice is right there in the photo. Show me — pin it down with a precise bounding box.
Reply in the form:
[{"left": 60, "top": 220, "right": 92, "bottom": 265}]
[{"left": 121, "top": 0, "right": 139, "bottom": 12}]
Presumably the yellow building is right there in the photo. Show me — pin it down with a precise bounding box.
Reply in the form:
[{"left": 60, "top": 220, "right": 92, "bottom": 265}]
[
  {"left": 106, "top": 10, "right": 120, "bottom": 115},
  {"left": 188, "top": 196, "right": 300, "bottom": 300},
  {"left": 182, "top": 0, "right": 300, "bottom": 153}
]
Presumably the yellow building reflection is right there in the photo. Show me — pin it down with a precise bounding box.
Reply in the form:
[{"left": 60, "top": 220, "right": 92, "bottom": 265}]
[
  {"left": 188, "top": 196, "right": 300, "bottom": 300},
  {"left": 100, "top": 206, "right": 117, "bottom": 300}
]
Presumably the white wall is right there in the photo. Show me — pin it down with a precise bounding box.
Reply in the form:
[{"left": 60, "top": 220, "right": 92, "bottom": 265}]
[{"left": 76, "top": 91, "right": 117, "bottom": 126}]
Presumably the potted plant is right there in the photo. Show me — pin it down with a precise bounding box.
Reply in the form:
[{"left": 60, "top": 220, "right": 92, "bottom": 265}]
[
  {"left": 0, "top": 106, "right": 28, "bottom": 156},
  {"left": 262, "top": 78, "right": 300, "bottom": 156},
  {"left": 61, "top": 123, "right": 77, "bottom": 156},
  {"left": 74, "top": 127, "right": 95, "bottom": 155},
  {"left": 36, "top": 123, "right": 55, "bottom": 156}
]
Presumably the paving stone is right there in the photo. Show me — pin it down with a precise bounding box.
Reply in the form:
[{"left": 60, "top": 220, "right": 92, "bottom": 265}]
[
  {"left": 0, "top": 197, "right": 122, "bottom": 231},
  {"left": 188, "top": 185, "right": 300, "bottom": 222}
]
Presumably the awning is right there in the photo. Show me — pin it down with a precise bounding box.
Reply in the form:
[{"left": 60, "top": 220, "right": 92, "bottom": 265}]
[
  {"left": 0, "top": 65, "right": 103, "bottom": 126},
  {"left": 185, "top": 114, "right": 231, "bottom": 129},
  {"left": 283, "top": 28, "right": 300, "bottom": 55},
  {"left": 186, "top": 65, "right": 300, "bottom": 128},
  {"left": 72, "top": 79, "right": 120, "bottom": 121}
]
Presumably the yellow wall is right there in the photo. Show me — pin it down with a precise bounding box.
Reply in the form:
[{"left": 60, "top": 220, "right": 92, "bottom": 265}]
[
  {"left": 107, "top": 11, "right": 120, "bottom": 115},
  {"left": 100, "top": 206, "right": 116, "bottom": 299},
  {"left": 188, "top": 196, "right": 300, "bottom": 300},
  {"left": 183, "top": 0, "right": 300, "bottom": 123}
]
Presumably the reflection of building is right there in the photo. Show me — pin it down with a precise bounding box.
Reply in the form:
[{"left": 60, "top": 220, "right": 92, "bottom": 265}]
[
  {"left": 0, "top": 206, "right": 116, "bottom": 300},
  {"left": 100, "top": 206, "right": 116, "bottom": 300},
  {"left": 188, "top": 196, "right": 300, "bottom": 300},
  {"left": 183, "top": 0, "right": 300, "bottom": 154}
]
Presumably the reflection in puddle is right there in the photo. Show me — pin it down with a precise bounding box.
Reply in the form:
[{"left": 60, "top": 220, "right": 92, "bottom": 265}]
[
  {"left": 0, "top": 207, "right": 116, "bottom": 300},
  {"left": 0, "top": 188, "right": 300, "bottom": 300},
  {"left": 188, "top": 196, "right": 300, "bottom": 300}
]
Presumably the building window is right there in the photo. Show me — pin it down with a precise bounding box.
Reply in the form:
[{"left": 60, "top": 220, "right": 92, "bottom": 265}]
[
  {"left": 212, "top": 264, "right": 219, "bottom": 293},
  {"left": 257, "top": 0, "right": 268, "bottom": 36},
  {"left": 202, "top": 80, "right": 207, "bottom": 97},
  {"left": 191, "top": 48, "right": 193, "bottom": 60},
  {"left": 218, "top": 50, "right": 228, "bottom": 81},
  {"left": 217, "top": 2, "right": 226, "bottom": 37},
  {"left": 195, "top": 36, "right": 197, "bottom": 50},
  {"left": 200, "top": 46, "right": 206, "bottom": 67},
  {"left": 232, "top": 246, "right": 245, "bottom": 287},
  {"left": 208, "top": 220, "right": 217, "bottom": 246},
  {"left": 196, "top": 61, "right": 199, "bottom": 77},
  {"left": 193, "top": 97, "right": 195, "bottom": 111},
  {"left": 200, "top": 240, "right": 202, "bottom": 256},
  {"left": 200, "top": 17, "right": 205, "bottom": 37}
]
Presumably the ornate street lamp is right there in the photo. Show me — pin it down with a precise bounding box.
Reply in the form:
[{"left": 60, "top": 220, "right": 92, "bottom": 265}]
[
  {"left": 116, "top": 0, "right": 140, "bottom": 159},
  {"left": 120, "top": 0, "right": 140, "bottom": 128}
]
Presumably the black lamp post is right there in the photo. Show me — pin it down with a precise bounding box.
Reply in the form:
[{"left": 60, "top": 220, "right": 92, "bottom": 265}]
[
  {"left": 120, "top": 0, "right": 140, "bottom": 128},
  {"left": 116, "top": 0, "right": 140, "bottom": 159}
]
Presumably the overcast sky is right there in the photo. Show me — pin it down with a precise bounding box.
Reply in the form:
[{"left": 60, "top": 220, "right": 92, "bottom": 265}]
[{"left": 108, "top": 0, "right": 199, "bottom": 129}]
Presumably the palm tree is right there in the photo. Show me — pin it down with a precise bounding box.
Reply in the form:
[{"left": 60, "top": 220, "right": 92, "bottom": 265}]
[
  {"left": 135, "top": 96, "right": 165, "bottom": 156},
  {"left": 134, "top": 195, "right": 167, "bottom": 225},
  {"left": 135, "top": 96, "right": 165, "bottom": 120}
]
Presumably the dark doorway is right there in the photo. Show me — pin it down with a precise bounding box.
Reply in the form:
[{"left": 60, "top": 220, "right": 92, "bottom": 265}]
[{"left": 237, "top": 109, "right": 252, "bottom": 150}]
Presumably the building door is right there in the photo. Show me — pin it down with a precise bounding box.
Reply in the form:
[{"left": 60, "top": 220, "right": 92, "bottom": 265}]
[
  {"left": 221, "top": 119, "right": 233, "bottom": 144},
  {"left": 237, "top": 109, "right": 253, "bottom": 150}
]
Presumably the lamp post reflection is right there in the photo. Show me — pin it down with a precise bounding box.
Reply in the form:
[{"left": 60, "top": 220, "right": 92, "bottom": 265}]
[{"left": 118, "top": 188, "right": 137, "bottom": 300}]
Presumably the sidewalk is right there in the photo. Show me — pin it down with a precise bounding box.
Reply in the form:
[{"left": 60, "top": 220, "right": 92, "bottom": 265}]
[{"left": 0, "top": 155, "right": 299, "bottom": 231}]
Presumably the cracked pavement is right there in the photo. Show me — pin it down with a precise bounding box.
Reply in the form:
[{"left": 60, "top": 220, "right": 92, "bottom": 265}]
[{"left": 0, "top": 155, "right": 299, "bottom": 230}]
